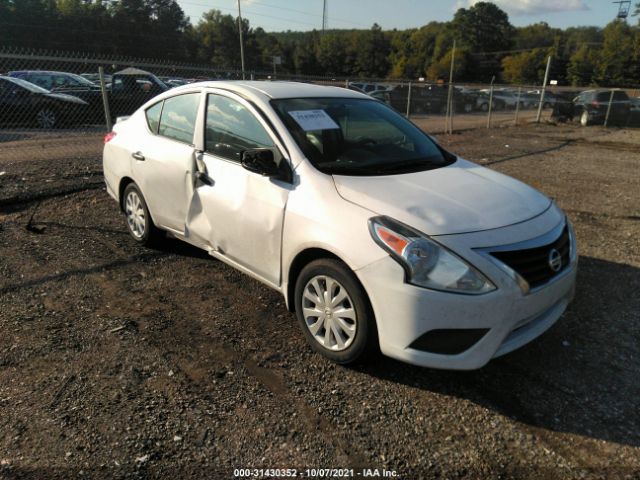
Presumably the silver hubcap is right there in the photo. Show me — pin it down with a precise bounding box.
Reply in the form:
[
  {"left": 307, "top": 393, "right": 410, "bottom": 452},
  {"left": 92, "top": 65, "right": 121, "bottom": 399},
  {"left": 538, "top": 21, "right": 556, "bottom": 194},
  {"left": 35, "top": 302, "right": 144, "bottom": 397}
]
[
  {"left": 125, "top": 191, "right": 146, "bottom": 239},
  {"left": 302, "top": 275, "right": 357, "bottom": 351},
  {"left": 36, "top": 109, "right": 56, "bottom": 128}
]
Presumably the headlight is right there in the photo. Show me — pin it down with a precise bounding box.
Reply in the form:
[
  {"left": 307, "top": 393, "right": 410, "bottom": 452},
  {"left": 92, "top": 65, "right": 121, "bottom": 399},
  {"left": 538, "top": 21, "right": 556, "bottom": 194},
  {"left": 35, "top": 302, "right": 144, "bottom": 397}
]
[{"left": 369, "top": 216, "right": 495, "bottom": 294}]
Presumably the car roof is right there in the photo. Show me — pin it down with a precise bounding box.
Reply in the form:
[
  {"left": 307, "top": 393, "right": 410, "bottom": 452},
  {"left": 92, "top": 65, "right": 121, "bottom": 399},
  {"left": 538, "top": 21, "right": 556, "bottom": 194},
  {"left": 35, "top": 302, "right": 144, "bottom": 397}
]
[
  {"left": 9, "top": 70, "right": 79, "bottom": 76},
  {"left": 172, "top": 80, "right": 368, "bottom": 101}
]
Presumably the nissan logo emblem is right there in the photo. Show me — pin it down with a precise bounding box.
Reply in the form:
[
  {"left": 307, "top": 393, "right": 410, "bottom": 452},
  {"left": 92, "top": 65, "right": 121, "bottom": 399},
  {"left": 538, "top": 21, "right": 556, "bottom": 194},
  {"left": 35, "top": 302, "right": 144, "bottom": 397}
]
[{"left": 548, "top": 248, "right": 562, "bottom": 273}]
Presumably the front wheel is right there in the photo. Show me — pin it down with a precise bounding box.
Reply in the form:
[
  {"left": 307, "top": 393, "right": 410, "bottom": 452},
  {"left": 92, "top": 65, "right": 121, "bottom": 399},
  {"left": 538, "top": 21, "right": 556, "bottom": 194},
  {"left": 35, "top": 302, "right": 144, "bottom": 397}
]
[
  {"left": 122, "top": 183, "right": 159, "bottom": 245},
  {"left": 294, "top": 259, "right": 377, "bottom": 364}
]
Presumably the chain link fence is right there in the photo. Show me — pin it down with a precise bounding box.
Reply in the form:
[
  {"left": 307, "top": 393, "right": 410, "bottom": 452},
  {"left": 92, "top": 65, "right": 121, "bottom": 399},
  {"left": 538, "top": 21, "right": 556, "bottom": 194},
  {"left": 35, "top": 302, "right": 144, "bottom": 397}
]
[{"left": 1, "top": 47, "right": 639, "bottom": 169}]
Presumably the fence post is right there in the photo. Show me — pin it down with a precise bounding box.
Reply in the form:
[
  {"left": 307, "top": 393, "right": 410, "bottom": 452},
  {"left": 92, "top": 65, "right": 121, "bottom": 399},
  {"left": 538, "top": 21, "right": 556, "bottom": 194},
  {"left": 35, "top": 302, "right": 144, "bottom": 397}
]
[
  {"left": 604, "top": 89, "right": 615, "bottom": 127},
  {"left": 98, "top": 66, "right": 112, "bottom": 132},
  {"left": 536, "top": 55, "right": 552, "bottom": 124},
  {"left": 514, "top": 86, "right": 522, "bottom": 126},
  {"left": 487, "top": 76, "right": 495, "bottom": 129},
  {"left": 406, "top": 81, "right": 412, "bottom": 119},
  {"left": 345, "top": 79, "right": 349, "bottom": 89},
  {"left": 445, "top": 40, "right": 456, "bottom": 135}
]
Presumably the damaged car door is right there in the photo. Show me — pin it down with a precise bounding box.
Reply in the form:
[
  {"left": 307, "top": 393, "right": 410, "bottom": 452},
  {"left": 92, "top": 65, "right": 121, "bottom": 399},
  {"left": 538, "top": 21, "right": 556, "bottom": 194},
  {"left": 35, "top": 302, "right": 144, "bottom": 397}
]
[{"left": 187, "top": 92, "right": 291, "bottom": 286}]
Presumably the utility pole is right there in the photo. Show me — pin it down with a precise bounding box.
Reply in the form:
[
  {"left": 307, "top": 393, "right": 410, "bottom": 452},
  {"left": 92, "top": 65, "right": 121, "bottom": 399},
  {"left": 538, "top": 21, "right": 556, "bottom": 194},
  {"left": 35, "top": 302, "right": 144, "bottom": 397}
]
[
  {"left": 536, "top": 55, "right": 551, "bottom": 123},
  {"left": 237, "top": 0, "right": 246, "bottom": 80},
  {"left": 322, "top": 0, "right": 328, "bottom": 33}
]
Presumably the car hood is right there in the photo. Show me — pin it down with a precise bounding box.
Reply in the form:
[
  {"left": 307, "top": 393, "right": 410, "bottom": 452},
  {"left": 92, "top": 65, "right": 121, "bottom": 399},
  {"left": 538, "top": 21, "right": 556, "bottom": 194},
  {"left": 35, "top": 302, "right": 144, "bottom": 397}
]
[
  {"left": 332, "top": 158, "right": 551, "bottom": 235},
  {"left": 44, "top": 93, "right": 88, "bottom": 105}
]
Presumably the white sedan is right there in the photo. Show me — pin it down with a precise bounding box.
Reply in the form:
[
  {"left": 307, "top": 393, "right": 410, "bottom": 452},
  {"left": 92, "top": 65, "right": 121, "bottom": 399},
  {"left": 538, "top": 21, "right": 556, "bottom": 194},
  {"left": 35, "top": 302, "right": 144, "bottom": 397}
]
[{"left": 103, "top": 81, "right": 577, "bottom": 369}]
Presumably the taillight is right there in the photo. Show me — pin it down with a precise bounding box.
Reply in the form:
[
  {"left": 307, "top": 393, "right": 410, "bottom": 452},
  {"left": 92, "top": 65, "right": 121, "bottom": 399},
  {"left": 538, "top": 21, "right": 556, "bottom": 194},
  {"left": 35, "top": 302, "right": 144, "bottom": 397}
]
[
  {"left": 591, "top": 100, "right": 600, "bottom": 108},
  {"left": 104, "top": 131, "right": 117, "bottom": 144}
]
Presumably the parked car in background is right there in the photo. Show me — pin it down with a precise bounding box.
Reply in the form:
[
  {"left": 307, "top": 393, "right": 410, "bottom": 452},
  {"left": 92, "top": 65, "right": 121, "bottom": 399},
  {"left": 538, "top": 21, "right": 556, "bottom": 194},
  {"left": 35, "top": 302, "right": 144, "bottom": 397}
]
[
  {"left": 349, "top": 82, "right": 391, "bottom": 96},
  {"left": 159, "top": 77, "right": 190, "bottom": 88},
  {"left": 104, "top": 81, "right": 577, "bottom": 369},
  {"left": 373, "top": 84, "right": 474, "bottom": 115},
  {"left": 108, "top": 68, "right": 168, "bottom": 117},
  {"left": 629, "top": 97, "right": 640, "bottom": 126},
  {"left": 8, "top": 70, "right": 104, "bottom": 119},
  {"left": 481, "top": 89, "right": 526, "bottom": 109},
  {"left": 573, "top": 89, "right": 631, "bottom": 126},
  {"left": 527, "top": 90, "right": 558, "bottom": 108},
  {"left": 81, "top": 72, "right": 112, "bottom": 85},
  {"left": 457, "top": 88, "right": 506, "bottom": 111},
  {"left": 0, "top": 76, "right": 89, "bottom": 128}
]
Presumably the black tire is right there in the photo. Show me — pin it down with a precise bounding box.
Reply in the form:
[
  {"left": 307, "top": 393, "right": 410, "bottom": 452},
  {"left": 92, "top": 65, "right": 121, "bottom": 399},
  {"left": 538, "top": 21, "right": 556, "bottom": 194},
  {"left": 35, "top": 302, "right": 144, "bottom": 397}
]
[
  {"left": 35, "top": 107, "right": 58, "bottom": 129},
  {"left": 480, "top": 102, "right": 489, "bottom": 112},
  {"left": 122, "top": 183, "right": 160, "bottom": 246},
  {"left": 294, "top": 258, "right": 378, "bottom": 364}
]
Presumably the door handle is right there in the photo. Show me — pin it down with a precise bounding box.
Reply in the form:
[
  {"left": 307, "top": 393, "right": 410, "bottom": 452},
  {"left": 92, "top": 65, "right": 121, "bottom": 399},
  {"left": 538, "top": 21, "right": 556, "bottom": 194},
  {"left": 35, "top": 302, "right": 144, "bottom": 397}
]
[{"left": 131, "top": 151, "right": 145, "bottom": 161}]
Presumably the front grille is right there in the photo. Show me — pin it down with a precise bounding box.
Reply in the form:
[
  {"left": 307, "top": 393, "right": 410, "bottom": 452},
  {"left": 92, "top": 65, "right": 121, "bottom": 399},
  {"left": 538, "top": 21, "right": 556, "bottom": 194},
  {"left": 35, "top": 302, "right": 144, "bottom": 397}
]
[{"left": 490, "top": 227, "right": 570, "bottom": 289}]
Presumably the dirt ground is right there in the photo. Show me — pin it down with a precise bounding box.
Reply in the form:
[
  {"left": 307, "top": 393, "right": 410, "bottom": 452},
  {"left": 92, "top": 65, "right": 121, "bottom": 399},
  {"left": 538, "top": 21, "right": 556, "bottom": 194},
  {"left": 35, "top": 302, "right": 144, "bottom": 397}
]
[{"left": 0, "top": 122, "right": 639, "bottom": 480}]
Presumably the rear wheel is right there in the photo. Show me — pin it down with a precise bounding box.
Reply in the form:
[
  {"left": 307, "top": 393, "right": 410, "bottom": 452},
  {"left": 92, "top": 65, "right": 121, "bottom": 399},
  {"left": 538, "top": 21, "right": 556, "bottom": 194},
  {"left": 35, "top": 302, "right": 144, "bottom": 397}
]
[
  {"left": 35, "top": 107, "right": 57, "bottom": 129},
  {"left": 122, "top": 183, "right": 159, "bottom": 245},
  {"left": 294, "top": 258, "right": 377, "bottom": 364}
]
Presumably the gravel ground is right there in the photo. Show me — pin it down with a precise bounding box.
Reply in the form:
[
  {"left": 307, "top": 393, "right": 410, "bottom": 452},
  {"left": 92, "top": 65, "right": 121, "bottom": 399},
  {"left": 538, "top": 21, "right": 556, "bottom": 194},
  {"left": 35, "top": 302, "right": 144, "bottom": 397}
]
[{"left": 0, "top": 123, "right": 639, "bottom": 479}]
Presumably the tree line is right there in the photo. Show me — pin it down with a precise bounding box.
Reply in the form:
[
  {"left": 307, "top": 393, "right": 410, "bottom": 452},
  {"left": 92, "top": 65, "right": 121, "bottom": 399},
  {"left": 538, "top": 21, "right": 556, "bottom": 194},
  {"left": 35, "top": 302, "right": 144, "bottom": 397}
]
[{"left": 1, "top": 0, "right": 639, "bottom": 86}]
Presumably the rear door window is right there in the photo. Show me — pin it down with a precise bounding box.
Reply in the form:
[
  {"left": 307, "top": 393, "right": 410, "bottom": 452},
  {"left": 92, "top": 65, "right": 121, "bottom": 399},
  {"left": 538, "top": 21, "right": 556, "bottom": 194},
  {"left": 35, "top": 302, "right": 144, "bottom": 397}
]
[
  {"left": 157, "top": 93, "right": 200, "bottom": 144},
  {"left": 145, "top": 101, "right": 163, "bottom": 134}
]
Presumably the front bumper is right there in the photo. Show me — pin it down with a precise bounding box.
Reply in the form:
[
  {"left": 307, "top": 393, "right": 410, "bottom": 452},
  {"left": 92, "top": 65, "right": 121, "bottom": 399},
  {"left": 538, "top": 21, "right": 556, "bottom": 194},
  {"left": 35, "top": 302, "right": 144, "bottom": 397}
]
[{"left": 355, "top": 209, "right": 577, "bottom": 370}]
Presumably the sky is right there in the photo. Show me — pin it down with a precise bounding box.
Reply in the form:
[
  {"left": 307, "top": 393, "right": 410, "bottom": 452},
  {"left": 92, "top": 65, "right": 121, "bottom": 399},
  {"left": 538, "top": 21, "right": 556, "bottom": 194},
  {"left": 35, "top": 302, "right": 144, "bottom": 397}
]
[{"left": 176, "top": 0, "right": 637, "bottom": 31}]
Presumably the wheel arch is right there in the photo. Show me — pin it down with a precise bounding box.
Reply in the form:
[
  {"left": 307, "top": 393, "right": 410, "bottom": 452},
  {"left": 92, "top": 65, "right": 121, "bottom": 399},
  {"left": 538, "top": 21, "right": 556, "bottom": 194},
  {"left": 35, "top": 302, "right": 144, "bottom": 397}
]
[
  {"left": 285, "top": 247, "right": 373, "bottom": 314},
  {"left": 118, "top": 176, "right": 135, "bottom": 212}
]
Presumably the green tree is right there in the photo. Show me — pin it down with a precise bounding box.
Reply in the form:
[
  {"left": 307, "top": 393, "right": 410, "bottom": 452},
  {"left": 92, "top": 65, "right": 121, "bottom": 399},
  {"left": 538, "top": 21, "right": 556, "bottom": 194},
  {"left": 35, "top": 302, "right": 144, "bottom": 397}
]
[
  {"left": 451, "top": 2, "right": 514, "bottom": 53},
  {"left": 351, "top": 24, "right": 390, "bottom": 78},
  {"left": 566, "top": 45, "right": 599, "bottom": 86},
  {"left": 596, "top": 20, "right": 636, "bottom": 85},
  {"left": 514, "top": 22, "right": 561, "bottom": 50},
  {"left": 316, "top": 33, "right": 349, "bottom": 75},
  {"left": 193, "top": 9, "right": 255, "bottom": 69},
  {"left": 448, "top": 2, "right": 514, "bottom": 80},
  {"left": 426, "top": 47, "right": 470, "bottom": 81},
  {"left": 501, "top": 48, "right": 551, "bottom": 84}
]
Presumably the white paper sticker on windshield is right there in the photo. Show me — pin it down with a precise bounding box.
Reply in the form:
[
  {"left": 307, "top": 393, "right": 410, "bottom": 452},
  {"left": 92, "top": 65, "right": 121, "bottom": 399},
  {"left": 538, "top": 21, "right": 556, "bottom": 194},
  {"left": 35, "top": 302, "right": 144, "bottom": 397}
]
[{"left": 288, "top": 110, "right": 340, "bottom": 131}]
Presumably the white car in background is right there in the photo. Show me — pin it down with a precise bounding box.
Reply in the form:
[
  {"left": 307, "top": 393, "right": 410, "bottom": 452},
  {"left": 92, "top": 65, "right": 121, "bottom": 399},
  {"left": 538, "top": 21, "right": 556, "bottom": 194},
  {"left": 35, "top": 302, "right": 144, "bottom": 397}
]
[{"left": 103, "top": 81, "right": 577, "bottom": 370}]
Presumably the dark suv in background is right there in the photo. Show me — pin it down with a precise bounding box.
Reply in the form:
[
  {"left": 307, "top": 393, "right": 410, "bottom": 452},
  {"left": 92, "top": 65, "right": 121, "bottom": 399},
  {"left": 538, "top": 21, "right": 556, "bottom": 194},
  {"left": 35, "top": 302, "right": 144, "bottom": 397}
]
[{"left": 573, "top": 89, "right": 631, "bottom": 126}]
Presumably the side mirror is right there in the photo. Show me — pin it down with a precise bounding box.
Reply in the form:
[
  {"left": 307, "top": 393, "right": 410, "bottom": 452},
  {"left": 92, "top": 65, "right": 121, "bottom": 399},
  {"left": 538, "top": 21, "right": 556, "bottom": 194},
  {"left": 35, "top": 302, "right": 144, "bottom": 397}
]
[{"left": 241, "top": 148, "right": 291, "bottom": 182}]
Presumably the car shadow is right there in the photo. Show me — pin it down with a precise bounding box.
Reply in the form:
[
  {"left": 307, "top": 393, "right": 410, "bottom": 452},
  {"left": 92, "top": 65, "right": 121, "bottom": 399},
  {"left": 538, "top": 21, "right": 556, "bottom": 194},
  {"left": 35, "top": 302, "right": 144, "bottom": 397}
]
[
  {"left": 148, "top": 235, "right": 212, "bottom": 260},
  {"left": 353, "top": 255, "right": 640, "bottom": 448}
]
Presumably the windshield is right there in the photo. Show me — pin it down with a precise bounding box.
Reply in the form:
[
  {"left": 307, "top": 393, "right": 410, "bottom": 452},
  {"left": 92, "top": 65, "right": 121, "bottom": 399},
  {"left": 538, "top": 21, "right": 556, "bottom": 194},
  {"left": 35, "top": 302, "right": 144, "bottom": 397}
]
[
  {"left": 65, "top": 72, "right": 99, "bottom": 87},
  {"left": 6, "top": 76, "right": 50, "bottom": 94},
  {"left": 271, "top": 97, "right": 455, "bottom": 176}
]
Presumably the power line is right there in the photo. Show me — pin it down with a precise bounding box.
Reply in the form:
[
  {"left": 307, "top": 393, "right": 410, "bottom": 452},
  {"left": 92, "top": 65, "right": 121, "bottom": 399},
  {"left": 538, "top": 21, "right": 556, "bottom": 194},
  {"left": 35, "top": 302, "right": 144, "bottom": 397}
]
[{"left": 179, "top": 0, "right": 371, "bottom": 31}]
